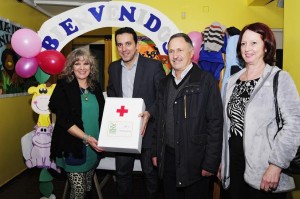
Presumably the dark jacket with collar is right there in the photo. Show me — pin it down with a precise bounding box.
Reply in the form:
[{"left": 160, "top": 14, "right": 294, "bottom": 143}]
[
  {"left": 107, "top": 54, "right": 165, "bottom": 148},
  {"left": 152, "top": 64, "right": 223, "bottom": 187},
  {"left": 49, "top": 78, "right": 105, "bottom": 159}
]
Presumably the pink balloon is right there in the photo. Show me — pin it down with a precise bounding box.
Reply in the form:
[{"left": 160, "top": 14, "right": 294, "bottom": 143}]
[
  {"left": 11, "top": 28, "right": 42, "bottom": 58},
  {"left": 188, "top": 31, "right": 202, "bottom": 62},
  {"left": 15, "top": 57, "right": 38, "bottom": 78}
]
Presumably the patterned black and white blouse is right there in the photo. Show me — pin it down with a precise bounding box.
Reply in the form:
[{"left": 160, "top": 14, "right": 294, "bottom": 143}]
[{"left": 227, "top": 78, "right": 259, "bottom": 137}]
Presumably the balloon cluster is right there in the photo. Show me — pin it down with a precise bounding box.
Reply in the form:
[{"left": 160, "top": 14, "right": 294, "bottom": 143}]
[
  {"left": 187, "top": 31, "right": 202, "bottom": 63},
  {"left": 11, "top": 28, "right": 66, "bottom": 83}
]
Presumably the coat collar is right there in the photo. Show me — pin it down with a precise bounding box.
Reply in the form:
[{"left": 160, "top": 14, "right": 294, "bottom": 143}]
[
  {"left": 166, "top": 63, "right": 203, "bottom": 84},
  {"left": 189, "top": 63, "right": 204, "bottom": 83},
  {"left": 223, "top": 64, "right": 278, "bottom": 108},
  {"left": 226, "top": 64, "right": 274, "bottom": 91}
]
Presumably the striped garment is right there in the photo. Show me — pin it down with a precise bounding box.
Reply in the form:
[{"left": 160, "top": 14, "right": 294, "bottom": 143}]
[{"left": 202, "top": 22, "right": 226, "bottom": 52}]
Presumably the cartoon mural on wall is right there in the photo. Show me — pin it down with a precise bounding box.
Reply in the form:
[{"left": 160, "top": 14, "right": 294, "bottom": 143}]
[
  {"left": 0, "top": 17, "right": 38, "bottom": 94},
  {"left": 138, "top": 36, "right": 171, "bottom": 74},
  {"left": 21, "top": 83, "right": 57, "bottom": 199}
]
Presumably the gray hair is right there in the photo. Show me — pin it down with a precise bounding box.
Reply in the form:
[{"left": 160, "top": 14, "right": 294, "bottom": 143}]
[{"left": 168, "top": 33, "right": 194, "bottom": 49}]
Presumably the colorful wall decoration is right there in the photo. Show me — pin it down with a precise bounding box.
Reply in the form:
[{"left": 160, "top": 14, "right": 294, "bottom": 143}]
[
  {"left": 138, "top": 36, "right": 171, "bottom": 74},
  {"left": 0, "top": 17, "right": 37, "bottom": 95}
]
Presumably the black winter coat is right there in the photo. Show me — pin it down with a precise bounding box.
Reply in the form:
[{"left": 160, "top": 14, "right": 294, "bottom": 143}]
[
  {"left": 152, "top": 64, "right": 223, "bottom": 187},
  {"left": 49, "top": 78, "right": 105, "bottom": 160}
]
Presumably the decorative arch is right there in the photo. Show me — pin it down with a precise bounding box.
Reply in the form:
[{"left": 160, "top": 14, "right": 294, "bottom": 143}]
[{"left": 38, "top": 1, "right": 180, "bottom": 55}]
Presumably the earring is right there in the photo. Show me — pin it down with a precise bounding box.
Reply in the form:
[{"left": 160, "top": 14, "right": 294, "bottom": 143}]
[{"left": 265, "top": 49, "right": 267, "bottom": 52}]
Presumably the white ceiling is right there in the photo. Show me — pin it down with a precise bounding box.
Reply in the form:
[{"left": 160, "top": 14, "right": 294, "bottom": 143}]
[{"left": 21, "top": 0, "right": 111, "bottom": 17}]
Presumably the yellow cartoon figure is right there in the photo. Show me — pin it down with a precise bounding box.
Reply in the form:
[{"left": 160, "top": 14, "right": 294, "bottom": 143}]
[
  {"left": 28, "top": 84, "right": 56, "bottom": 127},
  {"left": 24, "top": 83, "right": 58, "bottom": 199}
]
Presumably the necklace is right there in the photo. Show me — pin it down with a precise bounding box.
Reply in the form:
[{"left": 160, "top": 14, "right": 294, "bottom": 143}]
[{"left": 80, "top": 88, "right": 89, "bottom": 101}]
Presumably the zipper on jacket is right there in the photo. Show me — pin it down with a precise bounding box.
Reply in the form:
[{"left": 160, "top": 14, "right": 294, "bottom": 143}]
[
  {"left": 173, "top": 84, "right": 200, "bottom": 120},
  {"left": 184, "top": 95, "right": 187, "bottom": 119},
  {"left": 159, "top": 121, "right": 166, "bottom": 177}
]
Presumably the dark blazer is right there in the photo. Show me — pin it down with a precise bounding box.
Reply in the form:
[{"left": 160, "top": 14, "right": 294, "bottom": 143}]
[
  {"left": 153, "top": 64, "right": 223, "bottom": 187},
  {"left": 107, "top": 54, "right": 165, "bottom": 148},
  {"left": 49, "top": 78, "right": 105, "bottom": 159}
]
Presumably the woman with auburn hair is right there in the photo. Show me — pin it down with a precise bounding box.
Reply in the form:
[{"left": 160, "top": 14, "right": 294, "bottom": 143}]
[{"left": 220, "top": 22, "right": 300, "bottom": 199}]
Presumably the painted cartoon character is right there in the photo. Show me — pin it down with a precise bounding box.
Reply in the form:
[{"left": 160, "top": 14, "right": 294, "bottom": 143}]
[
  {"left": 25, "top": 84, "right": 57, "bottom": 170},
  {"left": 26, "top": 125, "right": 57, "bottom": 170},
  {"left": 0, "top": 44, "right": 24, "bottom": 94},
  {"left": 24, "top": 83, "right": 58, "bottom": 199},
  {"left": 138, "top": 36, "right": 171, "bottom": 74},
  {"left": 28, "top": 84, "right": 56, "bottom": 127}
]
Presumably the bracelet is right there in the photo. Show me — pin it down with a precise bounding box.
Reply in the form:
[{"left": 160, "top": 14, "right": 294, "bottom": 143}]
[{"left": 82, "top": 134, "right": 90, "bottom": 146}]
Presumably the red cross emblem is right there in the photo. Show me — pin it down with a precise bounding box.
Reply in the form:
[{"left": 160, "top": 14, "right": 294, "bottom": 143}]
[{"left": 116, "top": 105, "right": 128, "bottom": 117}]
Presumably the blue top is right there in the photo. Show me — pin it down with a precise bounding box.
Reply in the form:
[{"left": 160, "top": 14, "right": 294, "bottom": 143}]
[
  {"left": 198, "top": 34, "right": 227, "bottom": 64},
  {"left": 221, "top": 35, "right": 241, "bottom": 95}
]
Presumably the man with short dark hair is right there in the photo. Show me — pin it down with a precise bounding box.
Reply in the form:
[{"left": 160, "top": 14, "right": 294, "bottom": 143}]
[{"left": 107, "top": 27, "right": 165, "bottom": 199}]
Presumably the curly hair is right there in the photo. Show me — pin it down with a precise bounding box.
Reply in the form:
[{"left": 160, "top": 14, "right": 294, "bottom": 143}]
[{"left": 59, "top": 48, "right": 99, "bottom": 90}]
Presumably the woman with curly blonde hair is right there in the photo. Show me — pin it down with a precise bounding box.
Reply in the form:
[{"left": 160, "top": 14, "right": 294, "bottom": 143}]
[{"left": 49, "top": 48, "right": 105, "bottom": 199}]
